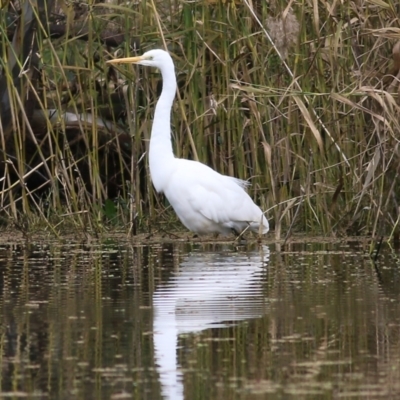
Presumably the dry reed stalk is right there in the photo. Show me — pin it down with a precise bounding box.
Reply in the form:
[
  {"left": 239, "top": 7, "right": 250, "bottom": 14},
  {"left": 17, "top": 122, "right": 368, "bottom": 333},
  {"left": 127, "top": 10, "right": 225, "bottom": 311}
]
[{"left": 0, "top": 0, "right": 399, "bottom": 239}]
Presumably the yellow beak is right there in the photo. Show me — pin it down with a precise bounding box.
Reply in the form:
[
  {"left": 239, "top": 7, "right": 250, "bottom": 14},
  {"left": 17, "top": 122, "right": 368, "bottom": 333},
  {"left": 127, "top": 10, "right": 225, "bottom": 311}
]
[{"left": 106, "top": 56, "right": 144, "bottom": 65}]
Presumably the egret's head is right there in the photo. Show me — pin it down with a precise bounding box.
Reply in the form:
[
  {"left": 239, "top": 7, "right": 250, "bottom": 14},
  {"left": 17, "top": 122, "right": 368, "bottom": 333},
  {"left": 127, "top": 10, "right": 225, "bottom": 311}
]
[{"left": 106, "top": 49, "right": 173, "bottom": 70}]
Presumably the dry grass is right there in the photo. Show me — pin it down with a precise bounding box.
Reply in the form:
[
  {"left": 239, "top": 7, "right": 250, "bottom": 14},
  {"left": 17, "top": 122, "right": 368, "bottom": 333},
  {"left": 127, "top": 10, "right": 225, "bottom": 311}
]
[{"left": 0, "top": 0, "right": 399, "bottom": 240}]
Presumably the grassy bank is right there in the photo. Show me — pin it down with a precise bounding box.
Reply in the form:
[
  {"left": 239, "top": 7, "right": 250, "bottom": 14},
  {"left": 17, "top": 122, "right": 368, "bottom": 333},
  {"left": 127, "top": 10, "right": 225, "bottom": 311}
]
[{"left": 0, "top": 0, "right": 399, "bottom": 240}]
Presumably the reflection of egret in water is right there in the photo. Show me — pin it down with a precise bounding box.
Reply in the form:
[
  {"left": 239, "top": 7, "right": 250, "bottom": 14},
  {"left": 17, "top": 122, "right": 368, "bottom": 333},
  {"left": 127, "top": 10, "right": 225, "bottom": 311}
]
[{"left": 152, "top": 246, "right": 270, "bottom": 400}]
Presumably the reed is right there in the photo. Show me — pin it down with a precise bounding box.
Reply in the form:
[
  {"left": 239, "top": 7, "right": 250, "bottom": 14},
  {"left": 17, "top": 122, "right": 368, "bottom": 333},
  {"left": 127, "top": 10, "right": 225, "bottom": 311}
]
[{"left": 0, "top": 0, "right": 399, "bottom": 239}]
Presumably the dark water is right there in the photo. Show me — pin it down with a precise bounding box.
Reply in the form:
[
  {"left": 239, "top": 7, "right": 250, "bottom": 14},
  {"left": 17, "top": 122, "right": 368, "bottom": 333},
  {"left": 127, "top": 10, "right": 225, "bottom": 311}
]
[{"left": 0, "top": 239, "right": 399, "bottom": 399}]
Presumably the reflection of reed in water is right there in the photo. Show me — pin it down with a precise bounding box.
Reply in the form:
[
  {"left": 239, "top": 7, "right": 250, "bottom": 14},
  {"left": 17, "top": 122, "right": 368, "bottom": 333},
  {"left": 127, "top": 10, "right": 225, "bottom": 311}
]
[{"left": 152, "top": 246, "right": 270, "bottom": 400}]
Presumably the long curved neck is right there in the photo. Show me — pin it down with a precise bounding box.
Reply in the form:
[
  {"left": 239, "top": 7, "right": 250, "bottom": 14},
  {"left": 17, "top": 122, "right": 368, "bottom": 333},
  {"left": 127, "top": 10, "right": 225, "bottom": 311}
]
[{"left": 149, "top": 63, "right": 176, "bottom": 170}]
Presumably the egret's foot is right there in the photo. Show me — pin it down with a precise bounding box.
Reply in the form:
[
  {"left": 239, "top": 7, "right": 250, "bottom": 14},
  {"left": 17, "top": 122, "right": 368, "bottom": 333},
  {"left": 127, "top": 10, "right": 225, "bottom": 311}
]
[{"left": 233, "top": 229, "right": 248, "bottom": 244}]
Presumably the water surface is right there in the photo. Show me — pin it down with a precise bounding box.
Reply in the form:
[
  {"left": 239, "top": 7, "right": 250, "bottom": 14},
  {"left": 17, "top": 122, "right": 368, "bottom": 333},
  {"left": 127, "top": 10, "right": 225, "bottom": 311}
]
[{"left": 0, "top": 239, "right": 399, "bottom": 399}]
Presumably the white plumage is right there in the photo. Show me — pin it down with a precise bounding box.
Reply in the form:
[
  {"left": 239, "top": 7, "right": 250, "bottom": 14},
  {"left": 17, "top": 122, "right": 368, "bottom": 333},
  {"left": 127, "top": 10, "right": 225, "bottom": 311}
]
[{"left": 107, "top": 49, "right": 269, "bottom": 235}]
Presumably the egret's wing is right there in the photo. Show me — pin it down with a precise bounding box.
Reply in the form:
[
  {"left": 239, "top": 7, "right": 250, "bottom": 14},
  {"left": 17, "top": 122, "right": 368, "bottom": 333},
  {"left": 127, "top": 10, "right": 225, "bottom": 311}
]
[
  {"left": 187, "top": 180, "right": 253, "bottom": 225},
  {"left": 229, "top": 176, "right": 251, "bottom": 189},
  {"left": 164, "top": 160, "right": 263, "bottom": 228},
  {"left": 181, "top": 171, "right": 255, "bottom": 224}
]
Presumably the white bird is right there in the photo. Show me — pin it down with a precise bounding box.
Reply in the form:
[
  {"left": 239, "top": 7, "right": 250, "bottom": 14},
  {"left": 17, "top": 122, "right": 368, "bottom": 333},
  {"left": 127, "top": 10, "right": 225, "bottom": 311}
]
[{"left": 107, "top": 49, "right": 269, "bottom": 235}]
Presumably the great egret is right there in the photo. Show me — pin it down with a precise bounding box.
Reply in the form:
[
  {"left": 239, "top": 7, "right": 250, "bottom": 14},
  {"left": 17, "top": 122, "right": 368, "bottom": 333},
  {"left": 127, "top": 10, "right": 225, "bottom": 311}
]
[{"left": 107, "top": 49, "right": 269, "bottom": 235}]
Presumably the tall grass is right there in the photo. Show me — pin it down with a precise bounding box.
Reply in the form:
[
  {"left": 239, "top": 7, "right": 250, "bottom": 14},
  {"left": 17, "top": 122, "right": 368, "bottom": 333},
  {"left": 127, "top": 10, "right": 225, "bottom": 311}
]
[{"left": 0, "top": 0, "right": 399, "bottom": 239}]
